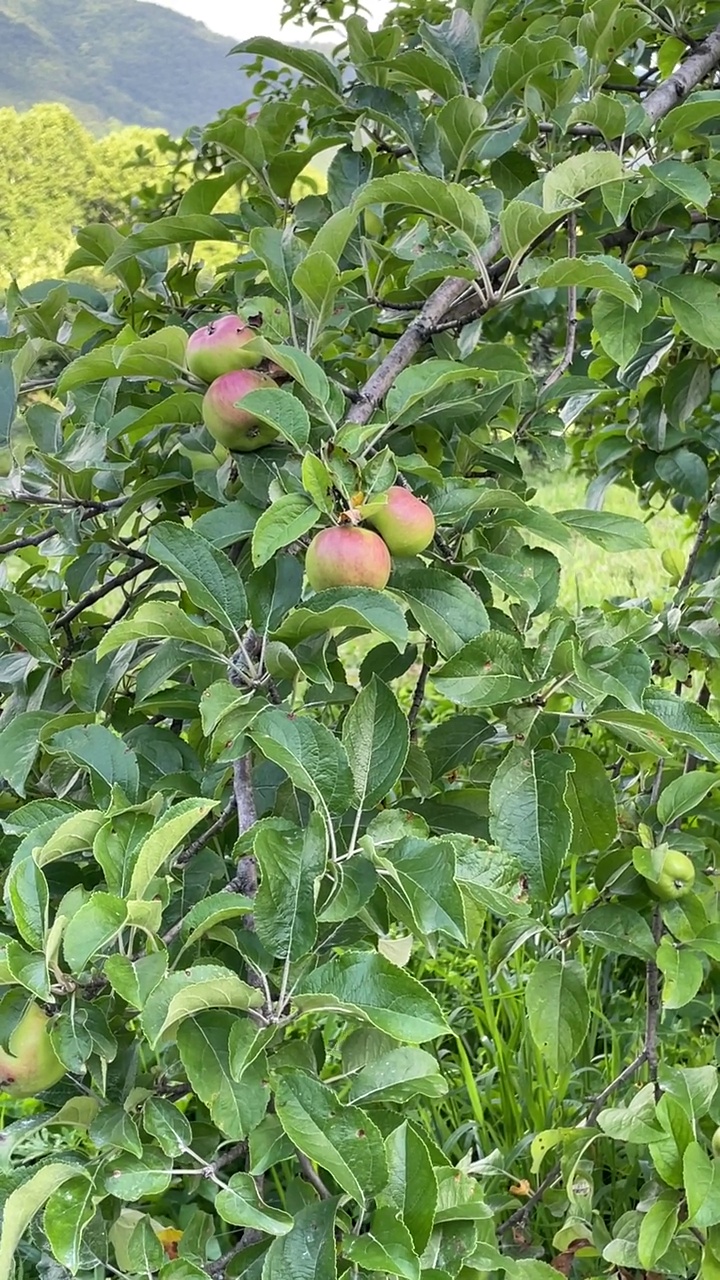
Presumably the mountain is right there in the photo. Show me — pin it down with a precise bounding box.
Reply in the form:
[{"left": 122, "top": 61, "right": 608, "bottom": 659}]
[{"left": 0, "top": 0, "right": 254, "bottom": 134}]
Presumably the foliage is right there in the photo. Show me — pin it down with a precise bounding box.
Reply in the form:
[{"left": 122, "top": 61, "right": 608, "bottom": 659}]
[
  {"left": 0, "top": 105, "right": 166, "bottom": 287},
  {"left": 3, "top": 2, "right": 720, "bottom": 1279},
  {"left": 0, "top": 0, "right": 253, "bottom": 134}
]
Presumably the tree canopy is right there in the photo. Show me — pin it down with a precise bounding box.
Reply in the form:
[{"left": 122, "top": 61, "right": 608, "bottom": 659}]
[{"left": 2, "top": 2, "right": 720, "bottom": 1279}]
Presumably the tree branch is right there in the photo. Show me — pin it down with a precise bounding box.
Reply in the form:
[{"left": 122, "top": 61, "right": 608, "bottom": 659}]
[
  {"left": 52, "top": 560, "right": 149, "bottom": 630},
  {"left": 175, "top": 796, "right": 237, "bottom": 868},
  {"left": 408, "top": 651, "right": 431, "bottom": 742},
  {"left": 296, "top": 1150, "right": 332, "bottom": 1199},
  {"left": 645, "top": 906, "right": 664, "bottom": 1099},
  {"left": 541, "top": 213, "right": 578, "bottom": 392}
]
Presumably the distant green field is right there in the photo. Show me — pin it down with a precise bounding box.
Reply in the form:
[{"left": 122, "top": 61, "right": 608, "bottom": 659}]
[{"left": 531, "top": 470, "right": 687, "bottom": 609}]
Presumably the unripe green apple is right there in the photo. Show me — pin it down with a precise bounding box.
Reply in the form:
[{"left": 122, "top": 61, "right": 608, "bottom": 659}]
[
  {"left": 0, "top": 1002, "right": 65, "bottom": 1098},
  {"left": 647, "top": 849, "right": 696, "bottom": 901},
  {"left": 202, "top": 370, "right": 278, "bottom": 452},
  {"left": 186, "top": 314, "right": 261, "bottom": 383},
  {"left": 362, "top": 486, "right": 436, "bottom": 556},
  {"left": 712, "top": 1127, "right": 720, "bottom": 1158},
  {"left": 306, "top": 526, "right": 391, "bottom": 591}
]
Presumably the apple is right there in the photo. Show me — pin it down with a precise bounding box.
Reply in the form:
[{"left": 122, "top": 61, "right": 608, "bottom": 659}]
[
  {"left": 202, "top": 369, "right": 279, "bottom": 452},
  {"left": 646, "top": 849, "right": 696, "bottom": 901},
  {"left": 0, "top": 1002, "right": 65, "bottom": 1098},
  {"left": 186, "top": 314, "right": 261, "bottom": 383},
  {"left": 305, "top": 526, "right": 391, "bottom": 591},
  {"left": 362, "top": 485, "right": 436, "bottom": 556},
  {"left": 712, "top": 1127, "right": 720, "bottom": 1158}
]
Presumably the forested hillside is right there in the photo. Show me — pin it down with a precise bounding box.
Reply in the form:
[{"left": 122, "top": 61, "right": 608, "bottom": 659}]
[{"left": 0, "top": 0, "right": 252, "bottom": 132}]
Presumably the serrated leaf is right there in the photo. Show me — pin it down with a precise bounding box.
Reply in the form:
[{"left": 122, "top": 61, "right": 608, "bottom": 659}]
[
  {"left": 525, "top": 958, "right": 590, "bottom": 1073},
  {"left": 353, "top": 174, "right": 490, "bottom": 248},
  {"left": 0, "top": 1163, "right": 78, "bottom": 1280},
  {"left": 252, "top": 494, "right": 319, "bottom": 567},
  {"left": 274, "top": 1068, "right": 387, "bottom": 1202},
  {"left": 148, "top": 522, "right": 248, "bottom": 635},
  {"left": 255, "top": 813, "right": 326, "bottom": 960},
  {"left": 342, "top": 676, "right": 409, "bottom": 810},
  {"left": 295, "top": 951, "right": 449, "bottom": 1042},
  {"left": 275, "top": 588, "right": 409, "bottom": 651},
  {"left": 248, "top": 708, "right": 355, "bottom": 814},
  {"left": 128, "top": 798, "right": 217, "bottom": 900},
  {"left": 489, "top": 748, "right": 574, "bottom": 901}
]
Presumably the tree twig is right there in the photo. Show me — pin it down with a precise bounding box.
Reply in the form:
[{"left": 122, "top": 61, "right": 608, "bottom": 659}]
[
  {"left": 52, "top": 560, "right": 149, "bottom": 630},
  {"left": 542, "top": 213, "right": 578, "bottom": 392},
  {"left": 296, "top": 1150, "right": 332, "bottom": 1199},
  {"left": 678, "top": 491, "right": 715, "bottom": 591},
  {"left": 645, "top": 906, "right": 664, "bottom": 1100},
  {"left": 408, "top": 653, "right": 431, "bottom": 742},
  {"left": 175, "top": 796, "right": 237, "bottom": 868},
  {"left": 0, "top": 528, "right": 56, "bottom": 555}
]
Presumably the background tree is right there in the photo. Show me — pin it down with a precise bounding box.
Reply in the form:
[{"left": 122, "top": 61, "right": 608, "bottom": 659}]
[{"left": 2, "top": 3, "right": 720, "bottom": 1280}]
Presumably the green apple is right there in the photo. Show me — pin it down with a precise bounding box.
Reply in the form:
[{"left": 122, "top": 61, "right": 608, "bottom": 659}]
[
  {"left": 0, "top": 1002, "right": 66, "bottom": 1098},
  {"left": 647, "top": 849, "right": 696, "bottom": 901}
]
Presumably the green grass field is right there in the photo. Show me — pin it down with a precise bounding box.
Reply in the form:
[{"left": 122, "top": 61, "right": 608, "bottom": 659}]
[{"left": 531, "top": 470, "right": 687, "bottom": 608}]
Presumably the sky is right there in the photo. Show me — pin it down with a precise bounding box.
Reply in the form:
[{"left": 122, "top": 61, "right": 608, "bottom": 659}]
[{"left": 148, "top": 0, "right": 391, "bottom": 41}]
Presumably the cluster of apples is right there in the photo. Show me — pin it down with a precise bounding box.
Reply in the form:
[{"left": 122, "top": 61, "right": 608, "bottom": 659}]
[
  {"left": 186, "top": 312, "right": 437, "bottom": 591},
  {"left": 187, "top": 313, "right": 279, "bottom": 452},
  {"left": 306, "top": 487, "right": 436, "bottom": 592}
]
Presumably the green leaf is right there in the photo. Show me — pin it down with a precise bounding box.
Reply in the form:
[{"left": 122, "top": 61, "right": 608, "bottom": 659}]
[
  {"left": 386, "top": 360, "right": 485, "bottom": 424},
  {"left": 494, "top": 35, "right": 578, "bottom": 103},
  {"left": 0, "top": 1163, "right": 78, "bottom": 1280},
  {"left": 538, "top": 256, "right": 640, "bottom": 307},
  {"left": 43, "top": 1175, "right": 95, "bottom": 1273},
  {"left": 248, "top": 708, "right": 355, "bottom": 814},
  {"left": 274, "top": 1068, "right": 387, "bottom": 1202},
  {"left": 375, "top": 837, "right": 466, "bottom": 943},
  {"left": 564, "top": 746, "right": 618, "bottom": 854},
  {"left": 216, "top": 1172, "right": 293, "bottom": 1235},
  {"left": 105, "top": 215, "right": 234, "bottom": 271},
  {"left": 656, "top": 447, "right": 709, "bottom": 500},
  {"left": 275, "top": 588, "right": 409, "bottom": 651},
  {"left": 90, "top": 1103, "right": 143, "bottom": 1158},
  {"left": 433, "top": 633, "right": 542, "bottom": 706},
  {"left": 579, "top": 906, "right": 657, "bottom": 961},
  {"left": 489, "top": 748, "right": 575, "bottom": 900},
  {"left": 63, "top": 893, "right": 128, "bottom": 974},
  {"left": 685, "top": 1141, "right": 720, "bottom": 1227},
  {"left": 295, "top": 951, "right": 449, "bottom": 1042},
  {"left": 179, "top": 892, "right": 255, "bottom": 951},
  {"left": 525, "top": 958, "right": 590, "bottom": 1073},
  {"left": 142, "top": 1096, "right": 192, "bottom": 1158},
  {"left": 349, "top": 1046, "right": 448, "bottom": 1105},
  {"left": 390, "top": 567, "right": 489, "bottom": 658},
  {"left": 644, "top": 689, "right": 720, "bottom": 762},
  {"left": 293, "top": 252, "right": 341, "bottom": 331},
  {"left": 342, "top": 676, "right": 409, "bottom": 809},
  {"left": 659, "top": 90, "right": 720, "bottom": 140},
  {"left": 661, "top": 276, "right": 720, "bottom": 349},
  {"left": 239, "top": 387, "right": 311, "bottom": 450},
  {"left": 255, "top": 814, "right": 327, "bottom": 960},
  {"left": 103, "top": 1149, "right": 172, "bottom": 1200},
  {"left": 50, "top": 725, "right": 140, "bottom": 804},
  {"left": 657, "top": 772, "right": 720, "bottom": 825},
  {"left": 383, "top": 1122, "right": 437, "bottom": 1255},
  {"left": 234, "top": 37, "right": 342, "bottom": 92},
  {"left": 252, "top": 494, "right": 319, "bottom": 567},
  {"left": 105, "top": 951, "right": 167, "bottom": 1009},
  {"left": 593, "top": 287, "right": 658, "bottom": 368},
  {"left": 543, "top": 152, "right": 626, "bottom": 211},
  {"left": 128, "top": 798, "right": 217, "bottom": 900},
  {"left": 0, "top": 713, "right": 49, "bottom": 797},
  {"left": 353, "top": 174, "right": 491, "bottom": 248},
  {"left": 638, "top": 1198, "right": 679, "bottom": 1271},
  {"left": 6, "top": 857, "right": 48, "bottom": 951},
  {"left": 652, "top": 158, "right": 711, "bottom": 209},
  {"left": 141, "top": 964, "right": 262, "bottom": 1046},
  {"left": 437, "top": 95, "right": 488, "bottom": 173},
  {"left": 500, "top": 201, "right": 561, "bottom": 260},
  {"left": 657, "top": 939, "right": 704, "bottom": 1009},
  {"left": 262, "top": 1197, "right": 338, "bottom": 1280},
  {"left": 0, "top": 590, "right": 57, "bottom": 664},
  {"left": 344, "top": 1207, "right": 420, "bottom": 1279},
  {"left": 177, "top": 1011, "right": 269, "bottom": 1139},
  {"left": 557, "top": 509, "right": 652, "bottom": 550},
  {"left": 147, "top": 522, "right": 248, "bottom": 635},
  {"left": 97, "top": 602, "right": 225, "bottom": 659}
]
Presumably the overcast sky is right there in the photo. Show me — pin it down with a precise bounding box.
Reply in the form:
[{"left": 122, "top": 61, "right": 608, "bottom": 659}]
[{"left": 147, "top": 0, "right": 391, "bottom": 40}]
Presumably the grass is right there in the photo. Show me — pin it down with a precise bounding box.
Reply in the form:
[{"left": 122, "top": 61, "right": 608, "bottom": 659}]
[{"left": 531, "top": 470, "right": 688, "bottom": 609}]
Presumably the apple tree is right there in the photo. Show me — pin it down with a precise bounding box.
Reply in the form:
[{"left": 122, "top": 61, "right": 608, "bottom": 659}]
[{"left": 3, "top": 2, "right": 720, "bottom": 1278}]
